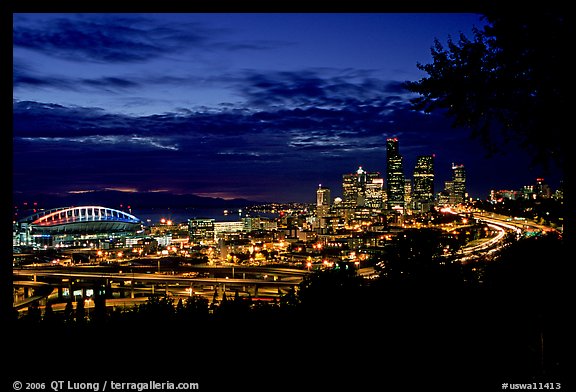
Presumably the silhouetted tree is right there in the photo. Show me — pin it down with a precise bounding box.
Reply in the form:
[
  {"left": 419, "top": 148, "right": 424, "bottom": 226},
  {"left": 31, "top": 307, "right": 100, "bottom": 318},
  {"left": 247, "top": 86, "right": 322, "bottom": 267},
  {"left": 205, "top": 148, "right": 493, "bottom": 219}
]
[
  {"left": 75, "top": 298, "right": 86, "bottom": 324},
  {"left": 406, "top": 9, "right": 568, "bottom": 167},
  {"left": 24, "top": 301, "right": 41, "bottom": 323},
  {"left": 405, "top": 6, "right": 573, "bottom": 243},
  {"left": 297, "top": 261, "right": 364, "bottom": 320},
  {"left": 63, "top": 299, "right": 74, "bottom": 324},
  {"left": 182, "top": 295, "right": 209, "bottom": 321},
  {"left": 214, "top": 289, "right": 254, "bottom": 323},
  {"left": 482, "top": 234, "right": 567, "bottom": 378},
  {"left": 135, "top": 295, "right": 175, "bottom": 324},
  {"left": 279, "top": 286, "right": 300, "bottom": 309},
  {"left": 92, "top": 290, "right": 107, "bottom": 325},
  {"left": 381, "top": 228, "right": 463, "bottom": 288},
  {"left": 176, "top": 298, "right": 185, "bottom": 314},
  {"left": 43, "top": 300, "right": 58, "bottom": 326},
  {"left": 9, "top": 308, "right": 19, "bottom": 323}
]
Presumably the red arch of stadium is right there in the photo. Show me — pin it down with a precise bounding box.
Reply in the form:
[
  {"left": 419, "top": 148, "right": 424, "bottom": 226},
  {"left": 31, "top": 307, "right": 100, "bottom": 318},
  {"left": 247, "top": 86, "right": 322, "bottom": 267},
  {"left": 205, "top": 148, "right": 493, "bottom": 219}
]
[{"left": 20, "top": 206, "right": 142, "bottom": 233}]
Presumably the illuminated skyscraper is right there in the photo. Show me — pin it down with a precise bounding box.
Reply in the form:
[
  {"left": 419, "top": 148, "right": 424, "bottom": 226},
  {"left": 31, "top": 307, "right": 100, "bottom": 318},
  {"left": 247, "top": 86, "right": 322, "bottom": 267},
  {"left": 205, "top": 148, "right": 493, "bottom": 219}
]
[
  {"left": 404, "top": 177, "right": 412, "bottom": 213},
  {"left": 535, "top": 177, "right": 552, "bottom": 199},
  {"left": 386, "top": 138, "right": 404, "bottom": 210},
  {"left": 316, "top": 185, "right": 331, "bottom": 229},
  {"left": 342, "top": 167, "right": 382, "bottom": 209},
  {"left": 343, "top": 167, "right": 365, "bottom": 208},
  {"left": 365, "top": 178, "right": 384, "bottom": 209},
  {"left": 451, "top": 163, "right": 466, "bottom": 204},
  {"left": 413, "top": 155, "right": 435, "bottom": 211},
  {"left": 317, "top": 184, "right": 331, "bottom": 207}
]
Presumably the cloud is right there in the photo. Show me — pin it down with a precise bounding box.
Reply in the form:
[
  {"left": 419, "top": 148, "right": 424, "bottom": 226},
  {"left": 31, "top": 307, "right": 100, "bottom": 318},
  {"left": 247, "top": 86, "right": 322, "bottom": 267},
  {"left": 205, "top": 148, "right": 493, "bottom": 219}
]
[
  {"left": 13, "top": 88, "right": 449, "bottom": 151},
  {"left": 13, "top": 64, "right": 484, "bottom": 201},
  {"left": 13, "top": 14, "right": 290, "bottom": 64},
  {"left": 79, "top": 77, "right": 141, "bottom": 90},
  {"left": 13, "top": 67, "right": 74, "bottom": 90},
  {"left": 212, "top": 40, "right": 293, "bottom": 52},
  {"left": 12, "top": 66, "right": 237, "bottom": 97},
  {"left": 19, "top": 135, "right": 179, "bottom": 151},
  {"left": 13, "top": 15, "right": 205, "bottom": 63},
  {"left": 14, "top": 68, "right": 142, "bottom": 92},
  {"left": 13, "top": 93, "right": 464, "bottom": 174},
  {"left": 226, "top": 69, "right": 417, "bottom": 113}
]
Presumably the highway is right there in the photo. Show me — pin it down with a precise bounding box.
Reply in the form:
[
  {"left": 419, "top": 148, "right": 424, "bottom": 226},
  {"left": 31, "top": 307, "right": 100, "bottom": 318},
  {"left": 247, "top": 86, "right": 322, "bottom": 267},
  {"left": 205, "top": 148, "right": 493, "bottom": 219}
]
[
  {"left": 473, "top": 210, "right": 561, "bottom": 236},
  {"left": 443, "top": 206, "right": 561, "bottom": 263},
  {"left": 13, "top": 265, "right": 306, "bottom": 310},
  {"left": 174, "top": 265, "right": 310, "bottom": 277},
  {"left": 13, "top": 268, "right": 304, "bottom": 287},
  {"left": 441, "top": 207, "right": 520, "bottom": 263},
  {"left": 13, "top": 281, "right": 54, "bottom": 310}
]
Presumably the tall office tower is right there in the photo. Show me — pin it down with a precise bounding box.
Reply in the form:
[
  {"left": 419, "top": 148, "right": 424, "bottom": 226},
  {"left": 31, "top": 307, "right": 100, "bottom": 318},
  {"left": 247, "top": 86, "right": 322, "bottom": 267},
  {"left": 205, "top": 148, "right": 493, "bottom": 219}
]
[
  {"left": 342, "top": 167, "right": 382, "bottom": 209},
  {"left": 343, "top": 170, "right": 360, "bottom": 209},
  {"left": 451, "top": 163, "right": 467, "bottom": 204},
  {"left": 413, "top": 155, "right": 435, "bottom": 211},
  {"left": 317, "top": 184, "right": 331, "bottom": 207},
  {"left": 386, "top": 138, "right": 404, "bottom": 210},
  {"left": 365, "top": 178, "right": 384, "bottom": 209},
  {"left": 404, "top": 177, "right": 412, "bottom": 213},
  {"left": 343, "top": 166, "right": 365, "bottom": 208},
  {"left": 535, "top": 177, "right": 552, "bottom": 199},
  {"left": 316, "top": 184, "right": 331, "bottom": 229}
]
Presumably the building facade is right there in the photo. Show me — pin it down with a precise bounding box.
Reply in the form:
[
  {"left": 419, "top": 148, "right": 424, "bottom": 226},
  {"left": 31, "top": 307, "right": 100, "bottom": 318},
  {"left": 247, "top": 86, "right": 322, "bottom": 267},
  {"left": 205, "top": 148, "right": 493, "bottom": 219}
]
[
  {"left": 386, "top": 138, "right": 405, "bottom": 211},
  {"left": 451, "top": 163, "right": 467, "bottom": 204},
  {"left": 412, "top": 155, "right": 435, "bottom": 212},
  {"left": 316, "top": 185, "right": 331, "bottom": 229}
]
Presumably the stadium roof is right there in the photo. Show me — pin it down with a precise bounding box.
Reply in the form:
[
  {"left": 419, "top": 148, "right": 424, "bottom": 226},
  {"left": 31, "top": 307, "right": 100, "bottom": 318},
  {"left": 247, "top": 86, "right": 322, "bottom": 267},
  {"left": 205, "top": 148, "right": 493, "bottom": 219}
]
[{"left": 19, "top": 206, "right": 142, "bottom": 234}]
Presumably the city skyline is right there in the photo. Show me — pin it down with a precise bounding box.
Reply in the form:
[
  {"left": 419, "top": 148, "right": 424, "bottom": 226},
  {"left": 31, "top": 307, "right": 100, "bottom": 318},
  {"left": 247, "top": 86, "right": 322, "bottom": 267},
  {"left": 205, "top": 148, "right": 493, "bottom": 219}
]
[{"left": 12, "top": 13, "right": 562, "bottom": 204}]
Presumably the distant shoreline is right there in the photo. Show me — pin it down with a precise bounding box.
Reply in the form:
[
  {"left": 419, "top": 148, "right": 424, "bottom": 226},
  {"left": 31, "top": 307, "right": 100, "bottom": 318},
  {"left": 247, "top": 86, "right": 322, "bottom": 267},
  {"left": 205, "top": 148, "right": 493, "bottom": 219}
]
[{"left": 132, "top": 207, "right": 278, "bottom": 225}]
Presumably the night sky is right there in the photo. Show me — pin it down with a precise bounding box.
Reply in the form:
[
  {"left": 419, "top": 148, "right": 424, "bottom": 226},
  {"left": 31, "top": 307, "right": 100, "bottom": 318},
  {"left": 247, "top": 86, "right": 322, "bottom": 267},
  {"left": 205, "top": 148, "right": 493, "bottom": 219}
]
[{"left": 13, "top": 12, "right": 561, "bottom": 203}]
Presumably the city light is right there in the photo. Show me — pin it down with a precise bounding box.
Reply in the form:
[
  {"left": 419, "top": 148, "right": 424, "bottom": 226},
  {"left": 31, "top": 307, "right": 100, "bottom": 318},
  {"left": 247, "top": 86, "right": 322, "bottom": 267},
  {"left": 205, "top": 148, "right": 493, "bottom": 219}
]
[{"left": 10, "top": 13, "right": 567, "bottom": 389}]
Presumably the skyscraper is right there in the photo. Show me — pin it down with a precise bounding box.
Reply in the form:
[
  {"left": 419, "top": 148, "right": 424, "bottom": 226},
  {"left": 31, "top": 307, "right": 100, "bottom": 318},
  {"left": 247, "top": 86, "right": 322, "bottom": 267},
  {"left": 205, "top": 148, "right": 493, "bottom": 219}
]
[
  {"left": 365, "top": 178, "right": 384, "bottom": 209},
  {"left": 413, "top": 155, "right": 435, "bottom": 211},
  {"left": 342, "top": 168, "right": 363, "bottom": 209},
  {"left": 535, "top": 177, "right": 552, "bottom": 199},
  {"left": 404, "top": 177, "right": 412, "bottom": 213},
  {"left": 451, "top": 163, "right": 466, "bottom": 204},
  {"left": 317, "top": 185, "right": 331, "bottom": 206},
  {"left": 386, "top": 138, "right": 404, "bottom": 210},
  {"left": 342, "top": 167, "right": 382, "bottom": 209},
  {"left": 316, "top": 184, "right": 331, "bottom": 229}
]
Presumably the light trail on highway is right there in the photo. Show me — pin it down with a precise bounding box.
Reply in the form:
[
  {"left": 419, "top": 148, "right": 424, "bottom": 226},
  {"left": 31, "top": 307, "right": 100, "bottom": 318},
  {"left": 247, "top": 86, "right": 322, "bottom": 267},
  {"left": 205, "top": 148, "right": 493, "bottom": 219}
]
[{"left": 441, "top": 206, "right": 523, "bottom": 263}]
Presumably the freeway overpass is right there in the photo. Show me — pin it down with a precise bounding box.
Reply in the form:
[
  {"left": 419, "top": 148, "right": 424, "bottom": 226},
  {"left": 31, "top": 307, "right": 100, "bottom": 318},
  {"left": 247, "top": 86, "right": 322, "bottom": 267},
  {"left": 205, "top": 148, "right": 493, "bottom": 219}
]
[
  {"left": 13, "top": 280, "right": 54, "bottom": 310},
  {"left": 167, "top": 265, "right": 310, "bottom": 277},
  {"left": 13, "top": 269, "right": 302, "bottom": 288},
  {"left": 13, "top": 266, "right": 304, "bottom": 306}
]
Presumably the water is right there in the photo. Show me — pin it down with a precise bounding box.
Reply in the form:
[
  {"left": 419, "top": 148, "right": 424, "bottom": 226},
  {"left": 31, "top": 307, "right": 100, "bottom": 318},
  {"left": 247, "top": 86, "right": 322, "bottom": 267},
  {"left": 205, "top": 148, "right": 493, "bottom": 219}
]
[{"left": 131, "top": 207, "right": 276, "bottom": 225}]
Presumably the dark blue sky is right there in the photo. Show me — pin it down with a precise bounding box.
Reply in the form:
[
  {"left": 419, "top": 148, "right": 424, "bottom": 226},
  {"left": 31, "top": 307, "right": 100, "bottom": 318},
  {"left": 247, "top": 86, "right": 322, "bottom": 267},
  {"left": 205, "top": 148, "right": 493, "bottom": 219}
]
[{"left": 12, "top": 13, "right": 560, "bottom": 203}]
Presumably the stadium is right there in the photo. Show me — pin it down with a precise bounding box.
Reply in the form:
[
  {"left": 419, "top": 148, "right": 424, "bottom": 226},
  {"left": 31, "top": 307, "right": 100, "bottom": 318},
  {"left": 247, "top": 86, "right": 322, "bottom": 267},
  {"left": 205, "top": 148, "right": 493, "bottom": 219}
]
[{"left": 15, "top": 206, "right": 144, "bottom": 248}]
